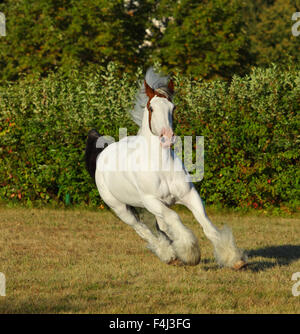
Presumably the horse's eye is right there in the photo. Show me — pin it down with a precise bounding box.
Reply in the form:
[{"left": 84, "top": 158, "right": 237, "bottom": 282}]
[{"left": 149, "top": 106, "right": 153, "bottom": 112}]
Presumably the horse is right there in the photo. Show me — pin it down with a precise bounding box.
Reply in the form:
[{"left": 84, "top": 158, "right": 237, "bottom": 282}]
[{"left": 85, "top": 67, "right": 247, "bottom": 270}]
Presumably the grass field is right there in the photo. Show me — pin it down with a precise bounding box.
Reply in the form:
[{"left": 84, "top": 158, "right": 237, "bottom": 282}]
[{"left": 0, "top": 206, "right": 299, "bottom": 314}]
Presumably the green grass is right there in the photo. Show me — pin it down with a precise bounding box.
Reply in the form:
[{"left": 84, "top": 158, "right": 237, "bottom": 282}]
[{"left": 0, "top": 206, "right": 299, "bottom": 313}]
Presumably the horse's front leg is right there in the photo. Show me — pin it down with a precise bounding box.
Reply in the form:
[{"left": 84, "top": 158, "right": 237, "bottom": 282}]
[{"left": 178, "top": 186, "right": 247, "bottom": 269}]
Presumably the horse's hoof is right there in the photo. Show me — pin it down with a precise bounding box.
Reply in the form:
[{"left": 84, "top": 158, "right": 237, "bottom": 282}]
[
  {"left": 233, "top": 260, "right": 248, "bottom": 270},
  {"left": 168, "top": 259, "right": 184, "bottom": 266}
]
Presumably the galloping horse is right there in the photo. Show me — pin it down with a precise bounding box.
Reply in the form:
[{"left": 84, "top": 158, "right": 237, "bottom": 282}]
[{"left": 85, "top": 68, "right": 247, "bottom": 269}]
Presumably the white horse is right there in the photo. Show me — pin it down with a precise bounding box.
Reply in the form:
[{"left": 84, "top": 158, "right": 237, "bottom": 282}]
[{"left": 85, "top": 68, "right": 247, "bottom": 269}]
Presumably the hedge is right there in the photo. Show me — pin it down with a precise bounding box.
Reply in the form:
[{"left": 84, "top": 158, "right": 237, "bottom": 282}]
[{"left": 0, "top": 63, "right": 299, "bottom": 211}]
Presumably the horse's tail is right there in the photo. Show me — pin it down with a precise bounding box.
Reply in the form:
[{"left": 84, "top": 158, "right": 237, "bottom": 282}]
[{"left": 85, "top": 129, "right": 104, "bottom": 182}]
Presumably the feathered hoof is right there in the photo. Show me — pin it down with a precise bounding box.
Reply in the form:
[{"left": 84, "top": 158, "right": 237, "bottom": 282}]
[
  {"left": 232, "top": 260, "right": 248, "bottom": 271},
  {"left": 213, "top": 225, "right": 248, "bottom": 269},
  {"left": 172, "top": 233, "right": 201, "bottom": 266}
]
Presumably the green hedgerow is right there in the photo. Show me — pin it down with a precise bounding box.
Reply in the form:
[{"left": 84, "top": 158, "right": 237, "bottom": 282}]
[{"left": 0, "top": 63, "right": 299, "bottom": 211}]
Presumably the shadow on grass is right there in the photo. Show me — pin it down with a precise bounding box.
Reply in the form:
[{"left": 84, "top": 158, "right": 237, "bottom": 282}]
[
  {"left": 247, "top": 245, "right": 300, "bottom": 272},
  {"left": 0, "top": 299, "right": 73, "bottom": 314},
  {"left": 0, "top": 295, "right": 93, "bottom": 314}
]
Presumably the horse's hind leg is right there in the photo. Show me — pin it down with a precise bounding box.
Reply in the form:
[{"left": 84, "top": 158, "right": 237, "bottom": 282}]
[
  {"left": 105, "top": 199, "right": 176, "bottom": 263},
  {"left": 116, "top": 204, "right": 176, "bottom": 263},
  {"left": 154, "top": 216, "right": 184, "bottom": 266}
]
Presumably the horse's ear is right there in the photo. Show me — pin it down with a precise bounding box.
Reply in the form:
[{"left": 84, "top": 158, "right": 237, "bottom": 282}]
[
  {"left": 168, "top": 79, "right": 174, "bottom": 95},
  {"left": 144, "top": 80, "right": 155, "bottom": 99}
]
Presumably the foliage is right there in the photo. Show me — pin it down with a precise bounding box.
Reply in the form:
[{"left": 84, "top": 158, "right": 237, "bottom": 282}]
[
  {"left": 173, "top": 64, "right": 300, "bottom": 211},
  {"left": 0, "top": 0, "right": 154, "bottom": 81},
  {"left": 149, "top": 0, "right": 253, "bottom": 79},
  {"left": 246, "top": 0, "right": 300, "bottom": 68},
  {"left": 0, "top": 63, "right": 299, "bottom": 211},
  {"left": 0, "top": 63, "right": 140, "bottom": 206},
  {"left": 0, "top": 0, "right": 299, "bottom": 81}
]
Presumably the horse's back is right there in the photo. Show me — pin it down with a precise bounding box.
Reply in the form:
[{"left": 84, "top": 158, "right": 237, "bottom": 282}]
[
  {"left": 95, "top": 137, "right": 146, "bottom": 206},
  {"left": 95, "top": 136, "right": 191, "bottom": 206}
]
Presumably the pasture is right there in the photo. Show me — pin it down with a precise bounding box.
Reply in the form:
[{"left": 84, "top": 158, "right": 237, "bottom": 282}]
[{"left": 0, "top": 206, "right": 299, "bottom": 314}]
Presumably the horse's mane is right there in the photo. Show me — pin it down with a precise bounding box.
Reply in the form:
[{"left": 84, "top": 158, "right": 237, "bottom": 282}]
[{"left": 130, "top": 67, "right": 172, "bottom": 127}]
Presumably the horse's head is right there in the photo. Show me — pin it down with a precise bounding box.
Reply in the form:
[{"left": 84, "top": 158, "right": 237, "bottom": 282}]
[{"left": 144, "top": 79, "right": 176, "bottom": 148}]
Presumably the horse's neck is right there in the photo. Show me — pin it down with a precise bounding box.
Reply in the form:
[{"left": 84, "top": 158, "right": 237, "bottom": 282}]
[
  {"left": 138, "top": 108, "right": 162, "bottom": 150},
  {"left": 138, "top": 108, "right": 152, "bottom": 138},
  {"left": 137, "top": 109, "right": 173, "bottom": 166}
]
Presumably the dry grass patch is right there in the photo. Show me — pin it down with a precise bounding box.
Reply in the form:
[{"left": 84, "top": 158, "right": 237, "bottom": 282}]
[{"left": 0, "top": 206, "right": 299, "bottom": 313}]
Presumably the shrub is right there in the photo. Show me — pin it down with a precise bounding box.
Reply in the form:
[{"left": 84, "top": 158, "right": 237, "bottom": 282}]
[
  {"left": 0, "top": 63, "right": 140, "bottom": 207},
  {"left": 0, "top": 63, "right": 299, "bottom": 211},
  {"left": 173, "top": 64, "right": 300, "bottom": 211}
]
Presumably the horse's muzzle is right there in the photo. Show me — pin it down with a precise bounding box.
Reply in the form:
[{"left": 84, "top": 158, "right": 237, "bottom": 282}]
[{"left": 159, "top": 128, "right": 176, "bottom": 148}]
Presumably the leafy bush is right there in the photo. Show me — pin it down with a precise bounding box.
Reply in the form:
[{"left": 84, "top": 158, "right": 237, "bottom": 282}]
[
  {"left": 0, "top": 63, "right": 299, "bottom": 211},
  {"left": 0, "top": 63, "right": 140, "bottom": 207},
  {"left": 151, "top": 0, "right": 252, "bottom": 79},
  {"left": 173, "top": 64, "right": 300, "bottom": 211},
  {"left": 0, "top": 0, "right": 153, "bottom": 81}
]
